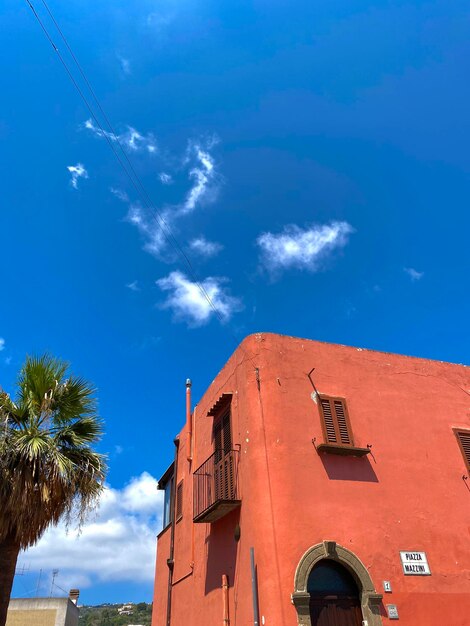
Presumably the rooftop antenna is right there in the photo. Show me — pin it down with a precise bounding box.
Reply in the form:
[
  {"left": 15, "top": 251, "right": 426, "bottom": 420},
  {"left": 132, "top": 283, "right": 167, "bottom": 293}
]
[
  {"left": 36, "top": 569, "right": 43, "bottom": 597},
  {"left": 15, "top": 563, "right": 30, "bottom": 576},
  {"left": 50, "top": 570, "right": 59, "bottom": 597}
]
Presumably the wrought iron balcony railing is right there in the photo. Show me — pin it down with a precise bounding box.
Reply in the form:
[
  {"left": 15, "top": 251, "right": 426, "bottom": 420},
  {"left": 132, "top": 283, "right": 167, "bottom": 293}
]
[{"left": 193, "top": 448, "right": 241, "bottom": 523}]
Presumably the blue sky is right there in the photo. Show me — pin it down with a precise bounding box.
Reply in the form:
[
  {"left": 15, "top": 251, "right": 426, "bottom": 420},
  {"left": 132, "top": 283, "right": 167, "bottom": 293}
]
[{"left": 1, "top": 0, "right": 469, "bottom": 606}]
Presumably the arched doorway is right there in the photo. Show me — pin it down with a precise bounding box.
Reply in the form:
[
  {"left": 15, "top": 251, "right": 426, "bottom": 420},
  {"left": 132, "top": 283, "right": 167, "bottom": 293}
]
[
  {"left": 308, "top": 560, "right": 362, "bottom": 625},
  {"left": 292, "top": 542, "right": 383, "bottom": 626}
]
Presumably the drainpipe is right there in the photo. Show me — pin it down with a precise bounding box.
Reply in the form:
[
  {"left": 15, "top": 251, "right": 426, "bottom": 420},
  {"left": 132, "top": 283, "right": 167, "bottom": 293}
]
[
  {"left": 222, "top": 574, "right": 229, "bottom": 625},
  {"left": 166, "top": 436, "right": 180, "bottom": 626},
  {"left": 186, "top": 379, "right": 192, "bottom": 462},
  {"left": 250, "top": 547, "right": 260, "bottom": 626},
  {"left": 190, "top": 404, "right": 196, "bottom": 568}
]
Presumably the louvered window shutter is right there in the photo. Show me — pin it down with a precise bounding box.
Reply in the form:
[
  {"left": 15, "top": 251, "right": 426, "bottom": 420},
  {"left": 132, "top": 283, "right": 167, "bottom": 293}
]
[
  {"left": 214, "top": 422, "right": 222, "bottom": 452},
  {"left": 175, "top": 481, "right": 183, "bottom": 520},
  {"left": 222, "top": 410, "right": 232, "bottom": 453},
  {"left": 455, "top": 430, "right": 470, "bottom": 471},
  {"left": 214, "top": 410, "right": 231, "bottom": 461},
  {"left": 319, "top": 397, "right": 354, "bottom": 446}
]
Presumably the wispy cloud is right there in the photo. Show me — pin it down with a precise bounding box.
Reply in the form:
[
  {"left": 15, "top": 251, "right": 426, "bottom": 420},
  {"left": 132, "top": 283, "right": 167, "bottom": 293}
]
[
  {"left": 257, "top": 221, "right": 354, "bottom": 274},
  {"left": 146, "top": 12, "right": 174, "bottom": 29},
  {"left": 189, "top": 236, "right": 223, "bottom": 258},
  {"left": 124, "top": 138, "right": 220, "bottom": 260},
  {"left": 67, "top": 163, "right": 88, "bottom": 189},
  {"left": 404, "top": 267, "right": 424, "bottom": 281},
  {"left": 84, "top": 119, "right": 156, "bottom": 154},
  {"left": 109, "top": 187, "right": 129, "bottom": 202},
  {"left": 126, "top": 204, "right": 169, "bottom": 258},
  {"left": 126, "top": 280, "right": 140, "bottom": 292},
  {"left": 117, "top": 55, "right": 131, "bottom": 76},
  {"left": 20, "top": 473, "right": 162, "bottom": 588},
  {"left": 178, "top": 140, "right": 219, "bottom": 216},
  {"left": 0, "top": 338, "right": 5, "bottom": 351},
  {"left": 159, "top": 172, "right": 173, "bottom": 185},
  {"left": 156, "top": 271, "right": 242, "bottom": 326}
]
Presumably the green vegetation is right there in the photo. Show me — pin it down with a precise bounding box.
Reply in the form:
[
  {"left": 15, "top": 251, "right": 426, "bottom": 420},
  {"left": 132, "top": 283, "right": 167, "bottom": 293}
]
[
  {"left": 79, "top": 603, "right": 152, "bottom": 626},
  {"left": 0, "top": 355, "right": 107, "bottom": 626}
]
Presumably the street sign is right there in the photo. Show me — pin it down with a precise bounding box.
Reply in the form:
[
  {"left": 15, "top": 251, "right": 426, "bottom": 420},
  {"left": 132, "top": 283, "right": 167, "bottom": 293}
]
[{"left": 400, "top": 551, "right": 431, "bottom": 575}]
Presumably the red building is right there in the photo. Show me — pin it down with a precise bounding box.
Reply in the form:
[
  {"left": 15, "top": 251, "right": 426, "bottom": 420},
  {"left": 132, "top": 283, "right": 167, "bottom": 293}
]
[{"left": 152, "top": 333, "right": 470, "bottom": 626}]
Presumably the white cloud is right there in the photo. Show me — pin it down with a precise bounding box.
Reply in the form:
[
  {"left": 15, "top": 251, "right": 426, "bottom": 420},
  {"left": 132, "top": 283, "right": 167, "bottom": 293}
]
[
  {"left": 257, "top": 221, "right": 354, "bottom": 274},
  {"left": 404, "top": 267, "right": 424, "bottom": 281},
  {"left": 105, "top": 136, "right": 220, "bottom": 270},
  {"left": 109, "top": 187, "right": 129, "bottom": 202},
  {"left": 159, "top": 172, "right": 173, "bottom": 185},
  {"left": 178, "top": 141, "right": 219, "bottom": 216},
  {"left": 189, "top": 237, "right": 223, "bottom": 258},
  {"left": 20, "top": 472, "right": 163, "bottom": 588},
  {"left": 0, "top": 338, "right": 5, "bottom": 351},
  {"left": 146, "top": 12, "right": 174, "bottom": 29},
  {"left": 84, "top": 119, "right": 156, "bottom": 154},
  {"left": 126, "top": 280, "right": 140, "bottom": 292},
  {"left": 67, "top": 163, "right": 88, "bottom": 189},
  {"left": 118, "top": 55, "right": 131, "bottom": 76},
  {"left": 126, "top": 204, "right": 169, "bottom": 258},
  {"left": 156, "top": 271, "right": 242, "bottom": 326}
]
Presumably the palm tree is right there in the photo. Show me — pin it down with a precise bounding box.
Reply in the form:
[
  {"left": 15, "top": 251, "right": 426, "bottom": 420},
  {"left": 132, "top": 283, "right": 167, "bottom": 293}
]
[{"left": 0, "top": 355, "right": 107, "bottom": 626}]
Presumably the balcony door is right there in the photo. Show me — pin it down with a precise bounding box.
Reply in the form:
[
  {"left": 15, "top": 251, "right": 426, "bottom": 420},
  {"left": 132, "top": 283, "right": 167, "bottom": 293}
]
[{"left": 213, "top": 410, "right": 235, "bottom": 501}]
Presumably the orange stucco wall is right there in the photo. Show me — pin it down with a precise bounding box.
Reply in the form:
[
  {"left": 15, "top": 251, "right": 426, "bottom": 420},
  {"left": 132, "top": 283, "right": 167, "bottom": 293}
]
[{"left": 152, "top": 333, "right": 470, "bottom": 626}]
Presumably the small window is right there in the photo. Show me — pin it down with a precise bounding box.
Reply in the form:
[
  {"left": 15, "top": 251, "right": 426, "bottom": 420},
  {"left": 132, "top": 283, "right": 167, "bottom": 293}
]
[
  {"left": 213, "top": 409, "right": 232, "bottom": 461},
  {"left": 175, "top": 480, "right": 183, "bottom": 521},
  {"left": 163, "top": 477, "right": 173, "bottom": 527},
  {"left": 454, "top": 429, "right": 470, "bottom": 471},
  {"left": 319, "top": 396, "right": 354, "bottom": 446}
]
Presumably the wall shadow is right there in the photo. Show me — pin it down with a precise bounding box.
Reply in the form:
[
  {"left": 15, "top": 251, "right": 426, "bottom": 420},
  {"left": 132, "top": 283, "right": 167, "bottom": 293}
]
[
  {"left": 204, "top": 507, "right": 240, "bottom": 595},
  {"left": 319, "top": 453, "right": 379, "bottom": 482}
]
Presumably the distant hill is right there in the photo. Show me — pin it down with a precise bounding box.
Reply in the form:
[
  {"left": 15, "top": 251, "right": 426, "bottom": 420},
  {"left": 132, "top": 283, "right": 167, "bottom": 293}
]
[{"left": 78, "top": 602, "right": 152, "bottom": 626}]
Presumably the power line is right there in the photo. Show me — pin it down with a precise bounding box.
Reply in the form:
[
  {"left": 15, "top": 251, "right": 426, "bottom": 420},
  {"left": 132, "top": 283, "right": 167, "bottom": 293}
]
[{"left": 25, "top": 0, "right": 258, "bottom": 369}]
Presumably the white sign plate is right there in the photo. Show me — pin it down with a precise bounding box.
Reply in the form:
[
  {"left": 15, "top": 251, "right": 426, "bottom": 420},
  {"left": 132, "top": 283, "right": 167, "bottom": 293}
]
[
  {"left": 386, "top": 604, "right": 399, "bottom": 619},
  {"left": 400, "top": 551, "right": 431, "bottom": 575}
]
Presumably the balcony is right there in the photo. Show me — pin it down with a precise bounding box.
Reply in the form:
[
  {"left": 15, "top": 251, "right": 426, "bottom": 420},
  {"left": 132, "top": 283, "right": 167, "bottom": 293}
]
[{"left": 193, "top": 449, "right": 241, "bottom": 523}]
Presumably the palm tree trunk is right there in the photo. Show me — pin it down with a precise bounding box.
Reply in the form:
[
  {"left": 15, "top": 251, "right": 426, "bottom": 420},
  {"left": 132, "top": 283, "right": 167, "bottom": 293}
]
[{"left": 0, "top": 534, "right": 20, "bottom": 626}]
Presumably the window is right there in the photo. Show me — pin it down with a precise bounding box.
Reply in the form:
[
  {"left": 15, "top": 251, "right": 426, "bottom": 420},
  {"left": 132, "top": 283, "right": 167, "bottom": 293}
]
[
  {"left": 319, "top": 396, "right": 353, "bottom": 446},
  {"left": 163, "top": 477, "right": 173, "bottom": 527},
  {"left": 213, "top": 409, "right": 232, "bottom": 461},
  {"left": 175, "top": 480, "right": 183, "bottom": 521},
  {"left": 213, "top": 408, "right": 236, "bottom": 501},
  {"left": 158, "top": 462, "right": 174, "bottom": 529},
  {"left": 454, "top": 429, "right": 470, "bottom": 471}
]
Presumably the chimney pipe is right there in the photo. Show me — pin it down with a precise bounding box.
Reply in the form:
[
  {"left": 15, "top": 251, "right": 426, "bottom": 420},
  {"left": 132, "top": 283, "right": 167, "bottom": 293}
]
[
  {"left": 186, "top": 379, "right": 192, "bottom": 462},
  {"left": 69, "top": 589, "right": 79, "bottom": 605}
]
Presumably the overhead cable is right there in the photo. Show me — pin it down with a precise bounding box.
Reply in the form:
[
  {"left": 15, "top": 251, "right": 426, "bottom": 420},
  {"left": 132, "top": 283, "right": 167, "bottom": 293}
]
[{"left": 25, "top": 0, "right": 258, "bottom": 368}]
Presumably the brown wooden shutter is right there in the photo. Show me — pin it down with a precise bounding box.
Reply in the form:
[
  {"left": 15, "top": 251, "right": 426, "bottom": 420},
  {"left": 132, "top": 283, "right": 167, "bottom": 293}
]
[
  {"left": 455, "top": 430, "right": 470, "bottom": 471},
  {"left": 320, "top": 398, "right": 337, "bottom": 443},
  {"left": 214, "top": 410, "right": 231, "bottom": 460},
  {"left": 175, "top": 480, "right": 183, "bottom": 520},
  {"left": 319, "top": 396, "right": 354, "bottom": 446},
  {"left": 222, "top": 410, "right": 232, "bottom": 453}
]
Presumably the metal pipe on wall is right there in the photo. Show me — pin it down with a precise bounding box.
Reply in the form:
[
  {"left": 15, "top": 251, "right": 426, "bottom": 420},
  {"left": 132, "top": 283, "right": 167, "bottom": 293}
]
[
  {"left": 190, "top": 404, "right": 197, "bottom": 568},
  {"left": 166, "top": 437, "right": 180, "bottom": 626},
  {"left": 186, "top": 379, "right": 192, "bottom": 462},
  {"left": 250, "top": 547, "right": 260, "bottom": 626},
  {"left": 222, "top": 574, "right": 229, "bottom": 625}
]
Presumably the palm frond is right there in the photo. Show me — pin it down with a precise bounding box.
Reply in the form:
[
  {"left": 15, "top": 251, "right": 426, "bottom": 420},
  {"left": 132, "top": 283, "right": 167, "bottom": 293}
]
[{"left": 0, "top": 354, "right": 107, "bottom": 549}]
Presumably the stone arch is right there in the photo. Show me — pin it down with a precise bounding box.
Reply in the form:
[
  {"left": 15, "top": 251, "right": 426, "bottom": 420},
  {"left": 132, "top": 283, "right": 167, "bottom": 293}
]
[{"left": 292, "top": 541, "right": 383, "bottom": 626}]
